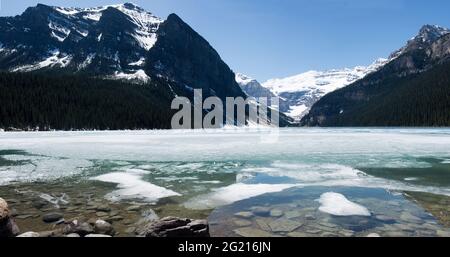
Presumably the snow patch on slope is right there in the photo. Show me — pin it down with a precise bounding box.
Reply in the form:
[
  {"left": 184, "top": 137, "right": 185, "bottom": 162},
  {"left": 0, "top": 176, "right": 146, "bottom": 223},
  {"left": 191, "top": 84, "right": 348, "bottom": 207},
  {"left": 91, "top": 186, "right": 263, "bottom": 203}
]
[
  {"left": 53, "top": 3, "right": 163, "bottom": 51},
  {"left": 113, "top": 69, "right": 150, "bottom": 83},
  {"left": 78, "top": 53, "right": 96, "bottom": 70},
  {"left": 129, "top": 57, "right": 145, "bottom": 66},
  {"left": 12, "top": 49, "right": 72, "bottom": 72},
  {"left": 262, "top": 58, "right": 389, "bottom": 121},
  {"left": 235, "top": 73, "right": 256, "bottom": 86}
]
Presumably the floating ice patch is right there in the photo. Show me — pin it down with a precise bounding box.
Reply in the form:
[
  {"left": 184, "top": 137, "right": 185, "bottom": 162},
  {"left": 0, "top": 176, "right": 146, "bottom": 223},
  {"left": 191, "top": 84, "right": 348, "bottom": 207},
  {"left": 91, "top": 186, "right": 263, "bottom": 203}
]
[
  {"left": 442, "top": 159, "right": 450, "bottom": 164},
  {"left": 404, "top": 177, "right": 419, "bottom": 181},
  {"left": 318, "top": 192, "right": 371, "bottom": 216},
  {"left": 91, "top": 172, "right": 180, "bottom": 202},
  {"left": 0, "top": 155, "right": 92, "bottom": 186},
  {"left": 184, "top": 183, "right": 297, "bottom": 210}
]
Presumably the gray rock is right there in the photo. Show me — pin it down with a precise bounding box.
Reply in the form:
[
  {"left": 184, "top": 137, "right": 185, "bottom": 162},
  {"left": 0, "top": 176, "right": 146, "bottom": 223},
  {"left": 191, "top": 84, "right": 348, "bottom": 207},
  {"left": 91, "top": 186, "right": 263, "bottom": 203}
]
[
  {"left": 234, "top": 212, "right": 254, "bottom": 218},
  {"left": 126, "top": 206, "right": 141, "bottom": 212},
  {"left": 437, "top": 230, "right": 450, "bottom": 237},
  {"left": 0, "top": 198, "right": 20, "bottom": 237},
  {"left": 366, "top": 233, "right": 381, "bottom": 237},
  {"left": 287, "top": 231, "right": 310, "bottom": 237},
  {"left": 305, "top": 214, "right": 316, "bottom": 220},
  {"left": 42, "top": 212, "right": 63, "bottom": 223},
  {"left": 106, "top": 215, "right": 124, "bottom": 223},
  {"left": 32, "top": 200, "right": 48, "bottom": 210},
  {"left": 321, "top": 232, "right": 338, "bottom": 237},
  {"left": 15, "top": 215, "right": 33, "bottom": 220},
  {"left": 138, "top": 216, "right": 209, "bottom": 237},
  {"left": 96, "top": 205, "right": 111, "bottom": 212},
  {"left": 62, "top": 220, "right": 94, "bottom": 236},
  {"left": 306, "top": 229, "right": 321, "bottom": 234},
  {"left": 96, "top": 212, "right": 109, "bottom": 217},
  {"left": 85, "top": 234, "right": 112, "bottom": 237},
  {"left": 375, "top": 215, "right": 396, "bottom": 222},
  {"left": 125, "top": 227, "right": 137, "bottom": 234},
  {"left": 400, "top": 212, "right": 422, "bottom": 224},
  {"left": 255, "top": 218, "right": 271, "bottom": 231},
  {"left": 94, "top": 220, "right": 115, "bottom": 236},
  {"left": 251, "top": 206, "right": 271, "bottom": 216},
  {"left": 233, "top": 227, "right": 274, "bottom": 237},
  {"left": 268, "top": 219, "right": 303, "bottom": 232},
  {"left": 109, "top": 210, "right": 120, "bottom": 217},
  {"left": 270, "top": 209, "right": 284, "bottom": 218},
  {"left": 284, "top": 211, "right": 302, "bottom": 219},
  {"left": 17, "top": 232, "right": 40, "bottom": 237},
  {"left": 232, "top": 218, "right": 253, "bottom": 227}
]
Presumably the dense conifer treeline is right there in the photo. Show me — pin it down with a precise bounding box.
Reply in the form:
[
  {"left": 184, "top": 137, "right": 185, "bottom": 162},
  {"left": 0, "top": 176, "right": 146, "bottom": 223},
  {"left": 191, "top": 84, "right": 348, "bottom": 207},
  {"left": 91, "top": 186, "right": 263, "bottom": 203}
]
[{"left": 0, "top": 72, "right": 176, "bottom": 130}]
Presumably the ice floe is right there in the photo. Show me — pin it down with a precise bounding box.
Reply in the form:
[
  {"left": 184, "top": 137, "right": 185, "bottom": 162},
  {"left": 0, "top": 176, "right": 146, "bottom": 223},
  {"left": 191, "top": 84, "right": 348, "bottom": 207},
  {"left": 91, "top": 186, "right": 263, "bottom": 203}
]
[
  {"left": 91, "top": 172, "right": 180, "bottom": 202},
  {"left": 184, "top": 183, "right": 297, "bottom": 209},
  {"left": 318, "top": 192, "right": 371, "bottom": 216}
]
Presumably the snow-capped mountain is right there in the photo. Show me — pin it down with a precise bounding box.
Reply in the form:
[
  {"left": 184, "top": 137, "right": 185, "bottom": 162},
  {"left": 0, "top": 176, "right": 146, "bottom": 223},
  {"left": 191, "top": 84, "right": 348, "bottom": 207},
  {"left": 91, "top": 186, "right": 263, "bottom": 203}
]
[
  {"left": 236, "top": 73, "right": 275, "bottom": 98},
  {"left": 0, "top": 3, "right": 246, "bottom": 100},
  {"left": 389, "top": 24, "right": 450, "bottom": 59},
  {"left": 0, "top": 3, "right": 163, "bottom": 81},
  {"left": 261, "top": 58, "right": 389, "bottom": 120},
  {"left": 301, "top": 24, "right": 450, "bottom": 127}
]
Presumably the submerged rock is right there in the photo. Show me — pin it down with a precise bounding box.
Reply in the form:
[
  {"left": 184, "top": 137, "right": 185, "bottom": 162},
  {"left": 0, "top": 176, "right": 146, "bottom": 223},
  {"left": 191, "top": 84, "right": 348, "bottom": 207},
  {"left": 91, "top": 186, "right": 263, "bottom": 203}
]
[
  {"left": 0, "top": 198, "right": 20, "bottom": 237},
  {"left": 270, "top": 209, "right": 284, "bottom": 218},
  {"left": 234, "top": 212, "right": 254, "bottom": 219},
  {"left": 138, "top": 217, "right": 209, "bottom": 237},
  {"left": 42, "top": 212, "right": 63, "bottom": 223},
  {"left": 233, "top": 227, "right": 274, "bottom": 237},
  {"left": 62, "top": 220, "right": 94, "bottom": 236},
  {"left": 251, "top": 206, "right": 271, "bottom": 216},
  {"left": 232, "top": 218, "right": 253, "bottom": 227},
  {"left": 268, "top": 219, "right": 303, "bottom": 232}
]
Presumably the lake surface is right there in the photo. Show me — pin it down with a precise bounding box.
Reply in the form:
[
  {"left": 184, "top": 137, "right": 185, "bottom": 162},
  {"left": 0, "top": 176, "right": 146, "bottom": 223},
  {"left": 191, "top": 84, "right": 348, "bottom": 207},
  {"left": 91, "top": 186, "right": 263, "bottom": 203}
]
[{"left": 0, "top": 128, "right": 449, "bottom": 236}]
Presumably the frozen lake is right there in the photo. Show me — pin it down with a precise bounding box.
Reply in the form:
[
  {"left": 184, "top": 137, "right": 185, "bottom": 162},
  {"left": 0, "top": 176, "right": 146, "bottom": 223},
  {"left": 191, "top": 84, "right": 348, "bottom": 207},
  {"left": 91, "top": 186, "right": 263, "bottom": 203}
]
[{"left": 1, "top": 128, "right": 450, "bottom": 209}]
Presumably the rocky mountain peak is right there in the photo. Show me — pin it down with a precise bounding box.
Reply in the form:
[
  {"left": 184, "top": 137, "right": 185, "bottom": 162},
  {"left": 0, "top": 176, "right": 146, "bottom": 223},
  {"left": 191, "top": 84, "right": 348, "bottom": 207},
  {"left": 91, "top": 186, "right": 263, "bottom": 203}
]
[
  {"left": 390, "top": 24, "right": 450, "bottom": 59},
  {"left": 416, "top": 24, "right": 450, "bottom": 43}
]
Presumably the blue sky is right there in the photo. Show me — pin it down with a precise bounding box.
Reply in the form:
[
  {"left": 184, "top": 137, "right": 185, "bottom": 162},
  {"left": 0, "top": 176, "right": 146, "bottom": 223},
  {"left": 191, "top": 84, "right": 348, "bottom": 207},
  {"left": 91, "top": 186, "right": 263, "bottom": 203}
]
[{"left": 1, "top": 0, "right": 449, "bottom": 81}]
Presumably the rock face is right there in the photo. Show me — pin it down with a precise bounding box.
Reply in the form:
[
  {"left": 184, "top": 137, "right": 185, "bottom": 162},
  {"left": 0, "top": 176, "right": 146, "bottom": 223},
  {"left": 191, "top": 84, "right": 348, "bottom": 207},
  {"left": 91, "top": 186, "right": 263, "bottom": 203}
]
[
  {"left": 138, "top": 217, "right": 210, "bottom": 237},
  {"left": 0, "top": 198, "right": 20, "bottom": 237}
]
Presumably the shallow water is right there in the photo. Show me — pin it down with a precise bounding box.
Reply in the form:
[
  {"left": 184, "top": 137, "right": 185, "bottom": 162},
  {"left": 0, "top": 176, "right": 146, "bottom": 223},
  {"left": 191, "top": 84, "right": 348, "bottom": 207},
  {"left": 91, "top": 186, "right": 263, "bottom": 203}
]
[
  {"left": 209, "top": 187, "right": 450, "bottom": 237},
  {"left": 0, "top": 128, "right": 449, "bottom": 236}
]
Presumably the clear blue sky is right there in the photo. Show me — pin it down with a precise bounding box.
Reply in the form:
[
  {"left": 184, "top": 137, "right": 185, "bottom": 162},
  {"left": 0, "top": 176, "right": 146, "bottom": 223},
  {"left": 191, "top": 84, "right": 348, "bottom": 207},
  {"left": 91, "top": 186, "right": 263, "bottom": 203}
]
[{"left": 1, "top": 0, "right": 449, "bottom": 81}]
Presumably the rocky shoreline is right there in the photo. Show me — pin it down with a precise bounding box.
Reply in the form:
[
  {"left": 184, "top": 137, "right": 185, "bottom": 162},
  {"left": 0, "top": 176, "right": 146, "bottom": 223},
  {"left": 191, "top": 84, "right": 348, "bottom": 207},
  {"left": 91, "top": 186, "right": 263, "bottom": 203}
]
[{"left": 0, "top": 197, "right": 209, "bottom": 238}]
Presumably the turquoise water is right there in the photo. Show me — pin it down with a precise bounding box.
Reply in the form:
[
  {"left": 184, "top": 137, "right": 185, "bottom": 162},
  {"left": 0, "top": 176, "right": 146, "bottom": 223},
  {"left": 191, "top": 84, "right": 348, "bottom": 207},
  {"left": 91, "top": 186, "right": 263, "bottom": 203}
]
[{"left": 0, "top": 128, "right": 449, "bottom": 236}]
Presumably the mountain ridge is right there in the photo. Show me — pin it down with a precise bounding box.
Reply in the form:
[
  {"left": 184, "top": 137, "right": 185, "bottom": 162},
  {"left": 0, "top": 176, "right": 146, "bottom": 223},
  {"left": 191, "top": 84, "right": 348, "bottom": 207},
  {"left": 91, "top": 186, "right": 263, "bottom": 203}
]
[{"left": 301, "top": 24, "right": 450, "bottom": 127}]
